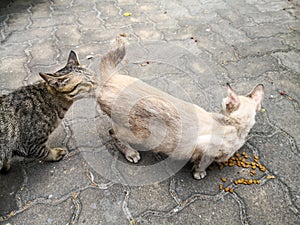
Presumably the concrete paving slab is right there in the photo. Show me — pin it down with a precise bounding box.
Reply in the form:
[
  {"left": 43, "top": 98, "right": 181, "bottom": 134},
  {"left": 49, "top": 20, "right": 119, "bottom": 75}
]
[{"left": 0, "top": 0, "right": 299, "bottom": 224}]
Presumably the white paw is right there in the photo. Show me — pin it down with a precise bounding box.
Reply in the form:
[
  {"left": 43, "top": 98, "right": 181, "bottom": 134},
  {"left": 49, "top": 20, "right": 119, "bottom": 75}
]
[
  {"left": 125, "top": 150, "right": 141, "bottom": 163},
  {"left": 45, "top": 148, "right": 67, "bottom": 161},
  {"left": 193, "top": 170, "right": 207, "bottom": 180}
]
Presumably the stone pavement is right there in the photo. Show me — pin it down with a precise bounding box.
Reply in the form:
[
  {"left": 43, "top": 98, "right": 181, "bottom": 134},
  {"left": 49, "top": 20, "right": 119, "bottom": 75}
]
[{"left": 0, "top": 0, "right": 299, "bottom": 224}]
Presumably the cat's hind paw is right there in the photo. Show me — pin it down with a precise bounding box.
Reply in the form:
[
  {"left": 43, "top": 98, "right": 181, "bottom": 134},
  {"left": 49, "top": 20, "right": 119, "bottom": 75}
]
[
  {"left": 45, "top": 148, "right": 67, "bottom": 162},
  {"left": 193, "top": 170, "right": 207, "bottom": 180},
  {"left": 125, "top": 150, "right": 141, "bottom": 163}
]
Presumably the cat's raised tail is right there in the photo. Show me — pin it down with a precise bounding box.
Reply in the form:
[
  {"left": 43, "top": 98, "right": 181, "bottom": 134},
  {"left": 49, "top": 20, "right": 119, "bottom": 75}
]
[{"left": 99, "top": 36, "right": 126, "bottom": 81}]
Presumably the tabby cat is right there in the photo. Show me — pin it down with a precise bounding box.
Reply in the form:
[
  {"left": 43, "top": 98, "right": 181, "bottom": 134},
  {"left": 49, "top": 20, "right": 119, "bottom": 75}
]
[{"left": 0, "top": 51, "right": 95, "bottom": 173}]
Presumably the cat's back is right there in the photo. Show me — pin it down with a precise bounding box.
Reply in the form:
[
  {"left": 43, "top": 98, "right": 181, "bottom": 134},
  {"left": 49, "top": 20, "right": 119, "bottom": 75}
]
[
  {"left": 1, "top": 82, "right": 47, "bottom": 101},
  {"left": 0, "top": 82, "right": 53, "bottom": 142},
  {"left": 0, "top": 82, "right": 48, "bottom": 114}
]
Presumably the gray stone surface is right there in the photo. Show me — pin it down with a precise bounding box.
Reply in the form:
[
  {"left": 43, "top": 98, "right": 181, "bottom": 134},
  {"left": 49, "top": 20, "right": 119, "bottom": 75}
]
[{"left": 0, "top": 0, "right": 299, "bottom": 224}]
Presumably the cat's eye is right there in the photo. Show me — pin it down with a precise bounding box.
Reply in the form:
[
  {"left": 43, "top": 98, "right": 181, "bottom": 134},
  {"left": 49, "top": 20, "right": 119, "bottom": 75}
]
[{"left": 59, "top": 78, "right": 70, "bottom": 86}]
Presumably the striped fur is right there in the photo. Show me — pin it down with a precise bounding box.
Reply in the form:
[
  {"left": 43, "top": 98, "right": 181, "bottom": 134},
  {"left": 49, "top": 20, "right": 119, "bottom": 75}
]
[{"left": 0, "top": 51, "right": 95, "bottom": 173}]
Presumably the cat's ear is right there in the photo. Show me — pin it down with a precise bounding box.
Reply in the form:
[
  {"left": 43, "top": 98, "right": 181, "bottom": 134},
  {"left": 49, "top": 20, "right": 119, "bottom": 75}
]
[
  {"left": 67, "top": 50, "right": 80, "bottom": 66},
  {"left": 226, "top": 83, "right": 240, "bottom": 111},
  {"left": 226, "top": 83, "right": 240, "bottom": 108},
  {"left": 246, "top": 84, "right": 264, "bottom": 111}
]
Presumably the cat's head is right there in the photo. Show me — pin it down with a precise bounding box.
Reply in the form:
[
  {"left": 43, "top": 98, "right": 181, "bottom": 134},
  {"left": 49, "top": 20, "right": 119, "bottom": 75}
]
[
  {"left": 221, "top": 83, "right": 264, "bottom": 126},
  {"left": 39, "top": 51, "right": 96, "bottom": 100}
]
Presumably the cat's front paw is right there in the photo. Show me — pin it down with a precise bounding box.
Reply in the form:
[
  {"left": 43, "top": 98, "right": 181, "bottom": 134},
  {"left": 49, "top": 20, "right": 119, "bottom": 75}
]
[
  {"left": 193, "top": 170, "right": 207, "bottom": 180},
  {"left": 125, "top": 150, "right": 141, "bottom": 163},
  {"left": 45, "top": 148, "right": 67, "bottom": 162}
]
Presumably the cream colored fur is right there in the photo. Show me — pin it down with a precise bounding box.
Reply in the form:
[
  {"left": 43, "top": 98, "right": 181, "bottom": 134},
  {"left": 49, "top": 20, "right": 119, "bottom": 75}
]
[{"left": 96, "top": 38, "right": 264, "bottom": 179}]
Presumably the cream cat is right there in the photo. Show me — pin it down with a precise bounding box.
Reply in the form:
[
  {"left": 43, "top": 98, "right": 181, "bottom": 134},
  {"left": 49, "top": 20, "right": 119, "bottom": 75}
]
[{"left": 97, "top": 38, "right": 264, "bottom": 179}]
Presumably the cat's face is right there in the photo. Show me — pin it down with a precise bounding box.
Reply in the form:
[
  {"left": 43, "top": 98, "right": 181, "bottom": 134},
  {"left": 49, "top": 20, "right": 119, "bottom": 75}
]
[
  {"left": 221, "top": 84, "right": 264, "bottom": 123},
  {"left": 39, "top": 51, "right": 96, "bottom": 100}
]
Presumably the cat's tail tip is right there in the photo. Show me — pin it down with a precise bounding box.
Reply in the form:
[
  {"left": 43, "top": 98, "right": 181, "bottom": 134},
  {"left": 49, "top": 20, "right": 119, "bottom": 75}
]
[
  {"left": 100, "top": 36, "right": 127, "bottom": 79},
  {"left": 110, "top": 35, "right": 128, "bottom": 51}
]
